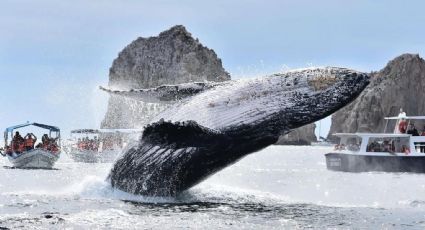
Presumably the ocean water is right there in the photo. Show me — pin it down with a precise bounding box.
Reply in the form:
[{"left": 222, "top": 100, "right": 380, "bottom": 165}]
[{"left": 1, "top": 145, "right": 425, "bottom": 229}]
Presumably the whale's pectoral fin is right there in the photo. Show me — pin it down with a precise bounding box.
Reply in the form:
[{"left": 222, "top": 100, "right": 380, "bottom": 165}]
[
  {"left": 99, "top": 82, "right": 219, "bottom": 103},
  {"left": 109, "top": 120, "right": 232, "bottom": 196}
]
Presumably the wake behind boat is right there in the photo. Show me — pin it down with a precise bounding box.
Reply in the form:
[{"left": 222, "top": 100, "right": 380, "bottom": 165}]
[
  {"left": 326, "top": 114, "right": 425, "bottom": 173},
  {"left": 0, "top": 122, "right": 61, "bottom": 169}
]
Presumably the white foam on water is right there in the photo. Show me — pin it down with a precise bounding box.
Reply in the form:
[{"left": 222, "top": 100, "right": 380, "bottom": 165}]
[
  {"left": 2, "top": 145, "right": 425, "bottom": 211},
  {"left": 196, "top": 145, "right": 425, "bottom": 210},
  {"left": 74, "top": 176, "right": 175, "bottom": 203}
]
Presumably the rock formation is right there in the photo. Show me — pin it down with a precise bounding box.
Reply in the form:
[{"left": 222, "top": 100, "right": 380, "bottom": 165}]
[
  {"left": 275, "top": 123, "right": 317, "bottom": 145},
  {"left": 101, "top": 25, "right": 317, "bottom": 144},
  {"left": 328, "top": 53, "right": 425, "bottom": 141},
  {"left": 101, "top": 25, "right": 230, "bottom": 129}
]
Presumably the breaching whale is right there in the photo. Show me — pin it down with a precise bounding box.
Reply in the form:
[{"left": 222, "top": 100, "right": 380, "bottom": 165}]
[{"left": 104, "top": 67, "right": 370, "bottom": 197}]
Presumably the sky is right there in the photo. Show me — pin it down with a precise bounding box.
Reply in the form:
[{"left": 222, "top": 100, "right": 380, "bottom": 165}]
[{"left": 1, "top": 0, "right": 425, "bottom": 142}]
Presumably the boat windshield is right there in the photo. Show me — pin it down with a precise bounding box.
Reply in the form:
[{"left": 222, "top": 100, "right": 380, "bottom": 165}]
[
  {"left": 366, "top": 137, "right": 409, "bottom": 153},
  {"left": 335, "top": 136, "right": 362, "bottom": 152}
]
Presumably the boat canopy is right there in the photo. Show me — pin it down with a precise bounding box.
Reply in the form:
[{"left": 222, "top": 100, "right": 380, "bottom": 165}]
[
  {"left": 384, "top": 116, "right": 425, "bottom": 120},
  {"left": 5, "top": 122, "right": 60, "bottom": 133},
  {"left": 4, "top": 122, "right": 60, "bottom": 146}
]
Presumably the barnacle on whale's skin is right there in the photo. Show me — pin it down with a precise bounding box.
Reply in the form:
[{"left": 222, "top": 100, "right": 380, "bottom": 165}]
[
  {"left": 308, "top": 73, "right": 339, "bottom": 91},
  {"left": 108, "top": 67, "right": 370, "bottom": 197}
]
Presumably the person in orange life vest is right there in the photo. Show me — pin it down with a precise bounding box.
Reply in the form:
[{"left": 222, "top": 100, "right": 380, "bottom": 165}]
[
  {"left": 46, "top": 136, "right": 59, "bottom": 152},
  {"left": 24, "top": 133, "right": 37, "bottom": 151},
  {"left": 50, "top": 144, "right": 59, "bottom": 153},
  {"left": 77, "top": 138, "right": 83, "bottom": 150},
  {"left": 49, "top": 138, "right": 59, "bottom": 153},
  {"left": 398, "top": 118, "right": 408, "bottom": 133},
  {"left": 80, "top": 137, "right": 88, "bottom": 150}
]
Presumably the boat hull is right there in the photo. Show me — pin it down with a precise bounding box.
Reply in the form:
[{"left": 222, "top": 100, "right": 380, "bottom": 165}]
[
  {"left": 7, "top": 149, "right": 60, "bottom": 169},
  {"left": 325, "top": 152, "right": 425, "bottom": 173},
  {"left": 67, "top": 149, "right": 120, "bottom": 163},
  {"left": 67, "top": 150, "right": 99, "bottom": 163},
  {"left": 97, "top": 150, "right": 120, "bottom": 163}
]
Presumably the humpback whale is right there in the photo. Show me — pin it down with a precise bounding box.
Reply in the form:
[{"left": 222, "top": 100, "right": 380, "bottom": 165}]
[{"left": 105, "top": 67, "right": 370, "bottom": 197}]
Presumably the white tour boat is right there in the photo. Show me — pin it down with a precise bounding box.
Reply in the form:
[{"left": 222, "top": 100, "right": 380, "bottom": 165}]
[
  {"left": 0, "top": 122, "right": 61, "bottom": 169},
  {"left": 326, "top": 116, "right": 425, "bottom": 173},
  {"left": 63, "top": 129, "right": 138, "bottom": 163}
]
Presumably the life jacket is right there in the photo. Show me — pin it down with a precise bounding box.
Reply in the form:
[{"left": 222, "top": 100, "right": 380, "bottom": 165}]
[
  {"left": 11, "top": 141, "right": 17, "bottom": 152},
  {"left": 18, "top": 142, "right": 25, "bottom": 152},
  {"left": 399, "top": 121, "right": 408, "bottom": 133},
  {"left": 25, "top": 138, "right": 35, "bottom": 148},
  {"left": 81, "top": 141, "right": 87, "bottom": 150},
  {"left": 50, "top": 144, "right": 59, "bottom": 153},
  {"left": 42, "top": 141, "right": 49, "bottom": 150}
]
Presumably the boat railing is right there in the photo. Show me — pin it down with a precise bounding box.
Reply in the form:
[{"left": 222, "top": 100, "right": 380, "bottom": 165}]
[{"left": 384, "top": 116, "right": 425, "bottom": 133}]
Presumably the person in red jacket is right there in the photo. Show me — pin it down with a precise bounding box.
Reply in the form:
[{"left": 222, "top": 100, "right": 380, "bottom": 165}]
[
  {"left": 398, "top": 118, "right": 408, "bottom": 133},
  {"left": 24, "top": 133, "right": 37, "bottom": 151}
]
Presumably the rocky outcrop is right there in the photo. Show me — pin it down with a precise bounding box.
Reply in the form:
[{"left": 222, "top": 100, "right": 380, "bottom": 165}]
[
  {"left": 276, "top": 123, "right": 317, "bottom": 145},
  {"left": 101, "top": 25, "right": 318, "bottom": 145},
  {"left": 101, "top": 25, "right": 230, "bottom": 129},
  {"left": 108, "top": 25, "right": 230, "bottom": 89},
  {"left": 328, "top": 54, "right": 425, "bottom": 141}
]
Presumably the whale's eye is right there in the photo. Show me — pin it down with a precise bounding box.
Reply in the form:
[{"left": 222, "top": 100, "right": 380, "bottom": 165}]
[{"left": 308, "top": 73, "right": 338, "bottom": 91}]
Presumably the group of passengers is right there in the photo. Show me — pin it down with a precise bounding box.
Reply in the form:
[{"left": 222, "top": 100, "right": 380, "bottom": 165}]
[
  {"left": 5, "top": 131, "right": 59, "bottom": 155},
  {"left": 75, "top": 136, "right": 123, "bottom": 152},
  {"left": 397, "top": 118, "right": 424, "bottom": 136},
  {"left": 77, "top": 137, "right": 99, "bottom": 151},
  {"left": 366, "top": 139, "right": 411, "bottom": 154},
  {"left": 367, "top": 140, "right": 395, "bottom": 153}
]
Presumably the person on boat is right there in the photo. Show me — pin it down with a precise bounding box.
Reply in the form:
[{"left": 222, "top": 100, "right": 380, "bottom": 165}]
[
  {"left": 76, "top": 138, "right": 80, "bottom": 150},
  {"left": 394, "top": 108, "right": 407, "bottom": 133},
  {"left": 398, "top": 108, "right": 407, "bottom": 118},
  {"left": 401, "top": 145, "right": 410, "bottom": 155},
  {"left": 24, "top": 133, "right": 37, "bottom": 151},
  {"left": 47, "top": 136, "right": 59, "bottom": 152},
  {"left": 78, "top": 137, "right": 87, "bottom": 151},
  {"left": 12, "top": 131, "right": 25, "bottom": 153},
  {"left": 398, "top": 118, "right": 408, "bottom": 134},
  {"left": 35, "top": 143, "right": 43, "bottom": 149},
  {"left": 93, "top": 136, "right": 99, "bottom": 151},
  {"left": 41, "top": 134, "right": 50, "bottom": 150},
  {"left": 383, "top": 140, "right": 394, "bottom": 153},
  {"left": 84, "top": 137, "right": 90, "bottom": 150},
  {"left": 4, "top": 145, "right": 13, "bottom": 156},
  {"left": 420, "top": 126, "right": 425, "bottom": 153},
  {"left": 48, "top": 139, "right": 59, "bottom": 153},
  {"left": 407, "top": 123, "right": 419, "bottom": 136}
]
